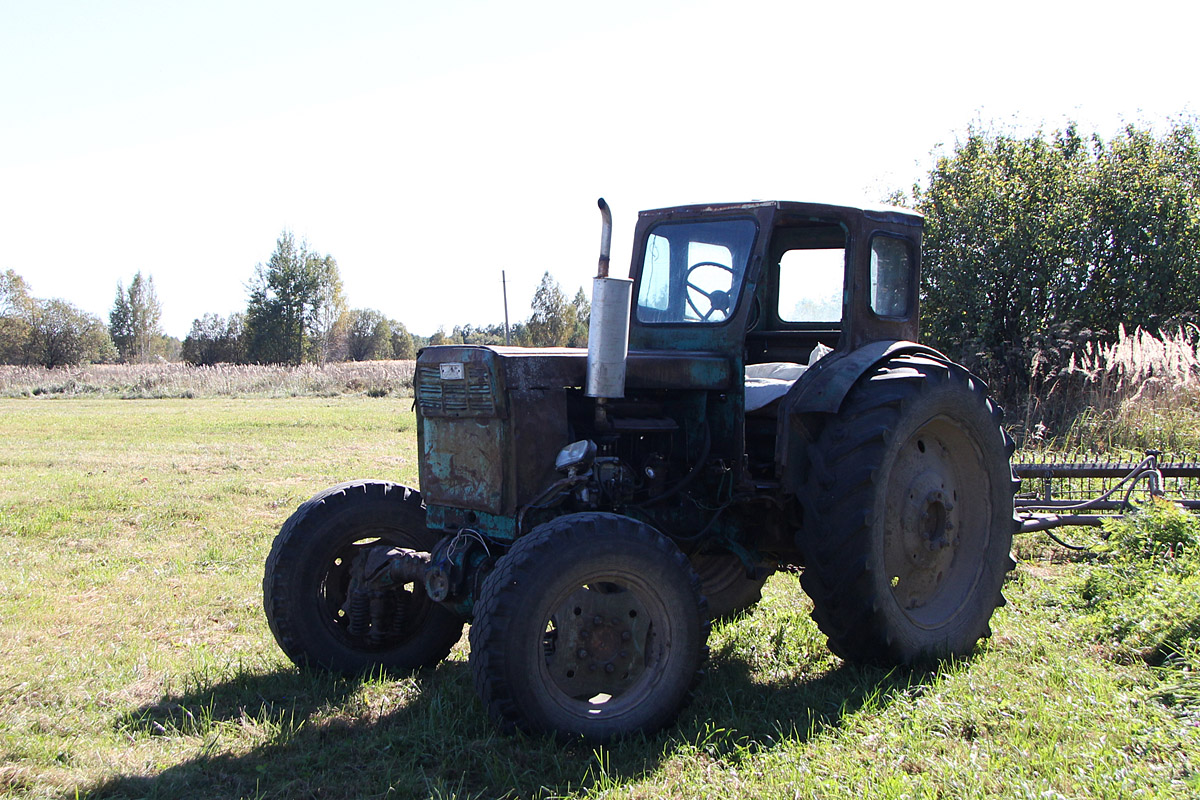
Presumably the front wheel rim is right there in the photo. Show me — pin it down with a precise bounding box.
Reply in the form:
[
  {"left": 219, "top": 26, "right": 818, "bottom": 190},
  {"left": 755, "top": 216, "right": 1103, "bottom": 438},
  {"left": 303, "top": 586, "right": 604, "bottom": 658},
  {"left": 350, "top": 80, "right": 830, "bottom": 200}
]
[{"left": 537, "top": 574, "right": 670, "bottom": 721}]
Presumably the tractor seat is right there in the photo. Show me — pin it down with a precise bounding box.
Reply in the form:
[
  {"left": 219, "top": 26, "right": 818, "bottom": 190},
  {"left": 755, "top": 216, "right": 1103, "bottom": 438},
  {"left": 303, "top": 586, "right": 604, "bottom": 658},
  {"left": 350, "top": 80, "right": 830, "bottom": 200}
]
[
  {"left": 745, "top": 362, "right": 808, "bottom": 412},
  {"left": 744, "top": 343, "right": 833, "bottom": 413}
]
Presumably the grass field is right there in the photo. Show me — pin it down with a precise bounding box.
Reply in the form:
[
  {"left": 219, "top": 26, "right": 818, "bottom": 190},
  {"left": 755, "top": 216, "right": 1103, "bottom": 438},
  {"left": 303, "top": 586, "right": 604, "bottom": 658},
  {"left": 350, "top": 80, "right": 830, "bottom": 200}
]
[{"left": 1, "top": 397, "right": 1197, "bottom": 799}]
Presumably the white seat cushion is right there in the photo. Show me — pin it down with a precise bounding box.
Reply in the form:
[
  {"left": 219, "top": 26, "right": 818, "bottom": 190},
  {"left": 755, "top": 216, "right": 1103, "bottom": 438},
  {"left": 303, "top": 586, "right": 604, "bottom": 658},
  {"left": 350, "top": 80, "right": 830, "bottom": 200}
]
[
  {"left": 743, "top": 344, "right": 832, "bottom": 412},
  {"left": 745, "top": 362, "right": 807, "bottom": 412}
]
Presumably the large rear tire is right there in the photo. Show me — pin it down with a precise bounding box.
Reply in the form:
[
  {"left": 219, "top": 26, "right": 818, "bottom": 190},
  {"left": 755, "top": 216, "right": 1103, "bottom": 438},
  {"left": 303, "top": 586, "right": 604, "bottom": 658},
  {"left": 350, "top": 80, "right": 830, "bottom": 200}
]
[
  {"left": 798, "top": 356, "right": 1018, "bottom": 664},
  {"left": 263, "top": 481, "right": 464, "bottom": 674},
  {"left": 470, "top": 513, "right": 709, "bottom": 740}
]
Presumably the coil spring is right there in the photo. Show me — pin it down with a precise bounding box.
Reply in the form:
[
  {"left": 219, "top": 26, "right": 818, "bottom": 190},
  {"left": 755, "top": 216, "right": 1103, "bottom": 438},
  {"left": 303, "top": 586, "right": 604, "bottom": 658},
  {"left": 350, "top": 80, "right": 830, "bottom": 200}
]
[
  {"left": 388, "top": 593, "right": 408, "bottom": 640},
  {"left": 346, "top": 588, "right": 371, "bottom": 638},
  {"left": 368, "top": 593, "right": 388, "bottom": 646}
]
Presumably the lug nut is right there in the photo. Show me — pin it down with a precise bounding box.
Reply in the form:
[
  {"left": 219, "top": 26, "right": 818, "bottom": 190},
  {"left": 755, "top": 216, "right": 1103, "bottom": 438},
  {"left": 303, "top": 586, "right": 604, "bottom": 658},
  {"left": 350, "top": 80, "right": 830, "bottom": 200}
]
[
  {"left": 577, "top": 648, "right": 589, "bottom": 659},
  {"left": 605, "top": 663, "right": 615, "bottom": 673},
  {"left": 593, "top": 615, "right": 604, "bottom": 626},
  {"left": 620, "top": 630, "right": 631, "bottom": 641}
]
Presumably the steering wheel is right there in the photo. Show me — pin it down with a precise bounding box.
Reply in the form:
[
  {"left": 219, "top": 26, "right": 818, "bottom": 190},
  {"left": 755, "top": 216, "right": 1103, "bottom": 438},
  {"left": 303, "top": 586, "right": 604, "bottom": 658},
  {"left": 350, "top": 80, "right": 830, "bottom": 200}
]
[{"left": 685, "top": 261, "right": 735, "bottom": 322}]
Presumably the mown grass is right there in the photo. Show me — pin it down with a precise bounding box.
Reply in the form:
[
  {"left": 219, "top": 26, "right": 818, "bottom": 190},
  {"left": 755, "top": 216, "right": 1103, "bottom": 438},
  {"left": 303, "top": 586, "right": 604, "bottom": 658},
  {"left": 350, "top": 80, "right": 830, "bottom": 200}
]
[{"left": 1, "top": 398, "right": 1197, "bottom": 799}]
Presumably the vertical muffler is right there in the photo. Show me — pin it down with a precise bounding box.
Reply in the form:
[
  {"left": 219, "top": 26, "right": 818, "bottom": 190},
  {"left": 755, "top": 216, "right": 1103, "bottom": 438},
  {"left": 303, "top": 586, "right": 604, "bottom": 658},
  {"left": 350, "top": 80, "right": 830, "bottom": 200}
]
[{"left": 586, "top": 198, "right": 633, "bottom": 399}]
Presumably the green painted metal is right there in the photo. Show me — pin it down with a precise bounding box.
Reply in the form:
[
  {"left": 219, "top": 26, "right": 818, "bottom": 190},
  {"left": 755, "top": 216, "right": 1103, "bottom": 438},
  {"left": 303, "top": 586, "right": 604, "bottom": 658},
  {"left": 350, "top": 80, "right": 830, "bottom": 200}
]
[{"left": 425, "top": 504, "right": 518, "bottom": 541}]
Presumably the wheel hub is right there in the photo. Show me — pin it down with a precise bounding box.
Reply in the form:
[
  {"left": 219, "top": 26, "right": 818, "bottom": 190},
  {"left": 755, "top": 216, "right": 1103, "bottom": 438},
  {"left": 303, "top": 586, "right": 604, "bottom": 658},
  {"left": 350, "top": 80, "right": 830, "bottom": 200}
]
[
  {"left": 890, "top": 468, "right": 959, "bottom": 612},
  {"left": 917, "top": 489, "right": 954, "bottom": 552},
  {"left": 882, "top": 415, "right": 993, "bottom": 630},
  {"left": 546, "top": 585, "right": 647, "bottom": 700}
]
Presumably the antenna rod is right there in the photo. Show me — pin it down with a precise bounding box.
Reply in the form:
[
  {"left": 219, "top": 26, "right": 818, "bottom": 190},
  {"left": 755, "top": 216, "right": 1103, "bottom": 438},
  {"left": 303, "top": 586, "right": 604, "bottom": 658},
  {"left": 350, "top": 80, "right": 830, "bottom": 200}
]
[{"left": 502, "top": 270, "right": 511, "bottom": 346}]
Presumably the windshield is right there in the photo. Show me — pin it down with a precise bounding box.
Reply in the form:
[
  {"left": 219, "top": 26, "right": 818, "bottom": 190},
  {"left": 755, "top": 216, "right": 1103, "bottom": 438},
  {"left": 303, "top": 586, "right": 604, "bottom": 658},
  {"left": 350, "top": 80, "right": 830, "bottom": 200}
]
[{"left": 636, "top": 218, "right": 757, "bottom": 324}]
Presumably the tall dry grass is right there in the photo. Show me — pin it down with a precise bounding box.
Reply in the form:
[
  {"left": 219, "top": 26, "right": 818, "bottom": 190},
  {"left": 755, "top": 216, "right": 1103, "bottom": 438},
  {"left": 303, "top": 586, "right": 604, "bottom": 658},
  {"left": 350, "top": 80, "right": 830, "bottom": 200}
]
[
  {"left": 0, "top": 360, "right": 417, "bottom": 399},
  {"left": 1024, "top": 325, "right": 1200, "bottom": 452}
]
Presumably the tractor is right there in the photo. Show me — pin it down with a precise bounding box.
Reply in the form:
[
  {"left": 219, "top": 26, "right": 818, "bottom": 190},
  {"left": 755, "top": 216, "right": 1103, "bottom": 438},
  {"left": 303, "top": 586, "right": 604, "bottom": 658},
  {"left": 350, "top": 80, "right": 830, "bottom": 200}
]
[{"left": 263, "top": 198, "right": 1018, "bottom": 740}]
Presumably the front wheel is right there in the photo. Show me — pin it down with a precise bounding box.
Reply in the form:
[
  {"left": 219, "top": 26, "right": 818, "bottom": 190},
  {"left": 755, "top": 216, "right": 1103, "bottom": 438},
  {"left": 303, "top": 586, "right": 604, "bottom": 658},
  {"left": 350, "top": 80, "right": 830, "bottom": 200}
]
[
  {"left": 470, "top": 513, "right": 709, "bottom": 740},
  {"left": 797, "top": 356, "right": 1018, "bottom": 664},
  {"left": 263, "top": 481, "right": 464, "bottom": 674}
]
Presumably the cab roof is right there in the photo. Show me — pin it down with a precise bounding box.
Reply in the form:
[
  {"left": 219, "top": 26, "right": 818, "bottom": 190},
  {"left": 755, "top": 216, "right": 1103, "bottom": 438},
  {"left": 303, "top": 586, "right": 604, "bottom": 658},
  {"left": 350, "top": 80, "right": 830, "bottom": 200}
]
[{"left": 638, "top": 200, "right": 923, "bottom": 228}]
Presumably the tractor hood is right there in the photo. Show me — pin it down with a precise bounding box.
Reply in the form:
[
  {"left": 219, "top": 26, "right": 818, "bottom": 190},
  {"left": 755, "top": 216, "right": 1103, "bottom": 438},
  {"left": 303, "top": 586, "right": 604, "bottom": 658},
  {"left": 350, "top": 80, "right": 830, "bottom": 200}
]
[
  {"left": 416, "top": 345, "right": 733, "bottom": 419},
  {"left": 413, "top": 344, "right": 735, "bottom": 524}
]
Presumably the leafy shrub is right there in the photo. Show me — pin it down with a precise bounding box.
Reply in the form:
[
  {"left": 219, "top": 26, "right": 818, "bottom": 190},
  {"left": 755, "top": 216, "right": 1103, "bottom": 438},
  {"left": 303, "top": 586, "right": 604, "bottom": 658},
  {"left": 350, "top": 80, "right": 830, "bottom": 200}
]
[
  {"left": 1101, "top": 495, "right": 1200, "bottom": 560},
  {"left": 1079, "top": 499, "right": 1200, "bottom": 663}
]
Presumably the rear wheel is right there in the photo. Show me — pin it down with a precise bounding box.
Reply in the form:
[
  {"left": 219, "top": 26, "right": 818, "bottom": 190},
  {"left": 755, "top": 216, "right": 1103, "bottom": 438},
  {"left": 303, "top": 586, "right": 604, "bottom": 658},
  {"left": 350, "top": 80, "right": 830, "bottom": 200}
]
[
  {"left": 263, "top": 481, "right": 464, "bottom": 674},
  {"left": 470, "top": 513, "right": 708, "bottom": 739},
  {"left": 797, "top": 356, "right": 1018, "bottom": 663}
]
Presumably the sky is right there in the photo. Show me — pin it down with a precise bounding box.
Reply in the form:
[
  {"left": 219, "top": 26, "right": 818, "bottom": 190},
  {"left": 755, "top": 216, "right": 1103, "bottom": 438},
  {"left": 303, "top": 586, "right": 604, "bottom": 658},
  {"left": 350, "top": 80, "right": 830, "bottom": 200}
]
[{"left": 1, "top": 0, "right": 1196, "bottom": 339}]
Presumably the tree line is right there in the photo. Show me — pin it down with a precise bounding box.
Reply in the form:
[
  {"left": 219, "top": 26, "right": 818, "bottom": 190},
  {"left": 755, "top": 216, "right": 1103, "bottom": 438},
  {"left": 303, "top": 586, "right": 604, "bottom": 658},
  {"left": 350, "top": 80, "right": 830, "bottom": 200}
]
[
  {"left": 425, "top": 273, "right": 590, "bottom": 350},
  {"left": 178, "top": 232, "right": 590, "bottom": 366},
  {"left": 0, "top": 229, "right": 591, "bottom": 368},
  {"left": 903, "top": 117, "right": 1200, "bottom": 409},
  {"left": 1, "top": 270, "right": 118, "bottom": 367}
]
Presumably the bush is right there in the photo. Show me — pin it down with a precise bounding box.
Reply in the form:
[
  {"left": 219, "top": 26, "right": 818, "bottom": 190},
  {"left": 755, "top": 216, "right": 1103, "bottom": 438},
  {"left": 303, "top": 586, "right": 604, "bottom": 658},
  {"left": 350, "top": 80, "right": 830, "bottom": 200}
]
[
  {"left": 1101, "top": 495, "right": 1200, "bottom": 561},
  {"left": 1078, "top": 499, "right": 1200, "bottom": 663}
]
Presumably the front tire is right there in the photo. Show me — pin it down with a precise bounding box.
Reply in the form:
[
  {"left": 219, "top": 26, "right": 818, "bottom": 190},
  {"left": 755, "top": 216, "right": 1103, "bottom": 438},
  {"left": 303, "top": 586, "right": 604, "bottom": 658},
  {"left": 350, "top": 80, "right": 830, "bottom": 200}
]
[
  {"left": 263, "top": 481, "right": 464, "bottom": 674},
  {"left": 798, "top": 356, "right": 1018, "bottom": 664},
  {"left": 470, "top": 513, "right": 709, "bottom": 739}
]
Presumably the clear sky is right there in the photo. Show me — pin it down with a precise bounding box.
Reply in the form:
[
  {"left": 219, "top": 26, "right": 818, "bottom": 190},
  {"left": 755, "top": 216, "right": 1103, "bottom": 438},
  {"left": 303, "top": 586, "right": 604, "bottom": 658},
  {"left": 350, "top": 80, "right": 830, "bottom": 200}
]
[{"left": 1, "top": 0, "right": 1196, "bottom": 338}]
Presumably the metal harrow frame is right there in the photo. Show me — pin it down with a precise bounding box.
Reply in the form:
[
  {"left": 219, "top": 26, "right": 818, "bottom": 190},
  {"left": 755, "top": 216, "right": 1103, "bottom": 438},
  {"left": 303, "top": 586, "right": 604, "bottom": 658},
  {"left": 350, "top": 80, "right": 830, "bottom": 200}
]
[{"left": 1013, "top": 452, "right": 1200, "bottom": 535}]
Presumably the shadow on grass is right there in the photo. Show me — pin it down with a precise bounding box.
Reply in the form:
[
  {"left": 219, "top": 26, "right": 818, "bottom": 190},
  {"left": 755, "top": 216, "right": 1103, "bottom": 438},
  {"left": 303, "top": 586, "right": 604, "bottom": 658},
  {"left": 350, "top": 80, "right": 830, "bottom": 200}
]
[
  {"left": 78, "top": 646, "right": 956, "bottom": 800},
  {"left": 682, "top": 637, "right": 955, "bottom": 759}
]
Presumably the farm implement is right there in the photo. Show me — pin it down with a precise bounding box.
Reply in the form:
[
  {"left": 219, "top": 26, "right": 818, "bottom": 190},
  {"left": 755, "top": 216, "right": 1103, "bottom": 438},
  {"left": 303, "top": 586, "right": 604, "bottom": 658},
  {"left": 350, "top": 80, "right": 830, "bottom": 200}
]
[{"left": 1015, "top": 452, "right": 1200, "bottom": 540}]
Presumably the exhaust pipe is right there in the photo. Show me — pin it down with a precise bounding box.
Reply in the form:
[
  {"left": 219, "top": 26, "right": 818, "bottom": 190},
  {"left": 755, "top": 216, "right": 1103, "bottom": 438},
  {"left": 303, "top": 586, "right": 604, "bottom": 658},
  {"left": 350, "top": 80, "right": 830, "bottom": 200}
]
[
  {"left": 586, "top": 198, "right": 633, "bottom": 399},
  {"left": 597, "top": 197, "right": 612, "bottom": 278}
]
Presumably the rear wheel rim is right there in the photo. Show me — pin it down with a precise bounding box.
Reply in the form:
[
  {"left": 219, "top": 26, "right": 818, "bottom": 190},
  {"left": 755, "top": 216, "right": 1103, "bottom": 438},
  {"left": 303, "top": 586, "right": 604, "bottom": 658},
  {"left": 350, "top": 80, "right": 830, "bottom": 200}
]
[{"left": 883, "top": 414, "right": 990, "bottom": 629}]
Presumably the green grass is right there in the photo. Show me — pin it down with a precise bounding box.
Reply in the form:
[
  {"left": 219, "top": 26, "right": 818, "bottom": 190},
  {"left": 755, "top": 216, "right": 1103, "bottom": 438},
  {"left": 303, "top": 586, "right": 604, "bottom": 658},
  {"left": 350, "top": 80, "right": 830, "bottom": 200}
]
[{"left": 0, "top": 398, "right": 1197, "bottom": 799}]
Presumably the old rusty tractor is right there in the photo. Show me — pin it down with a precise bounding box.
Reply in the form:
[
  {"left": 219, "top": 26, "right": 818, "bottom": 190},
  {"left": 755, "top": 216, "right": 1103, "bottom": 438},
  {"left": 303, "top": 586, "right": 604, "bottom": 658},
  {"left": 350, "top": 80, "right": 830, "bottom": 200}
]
[{"left": 263, "top": 199, "right": 1019, "bottom": 739}]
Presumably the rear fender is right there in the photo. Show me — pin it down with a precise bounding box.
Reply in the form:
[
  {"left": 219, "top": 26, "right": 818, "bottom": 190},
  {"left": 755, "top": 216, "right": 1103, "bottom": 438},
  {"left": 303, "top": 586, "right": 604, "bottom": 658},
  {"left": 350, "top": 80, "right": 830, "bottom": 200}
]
[{"left": 774, "top": 340, "right": 951, "bottom": 483}]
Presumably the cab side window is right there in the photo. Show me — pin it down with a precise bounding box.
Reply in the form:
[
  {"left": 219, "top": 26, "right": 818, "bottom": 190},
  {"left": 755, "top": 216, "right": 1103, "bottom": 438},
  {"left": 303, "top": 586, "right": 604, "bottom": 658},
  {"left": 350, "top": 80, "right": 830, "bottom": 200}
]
[
  {"left": 777, "top": 247, "right": 845, "bottom": 323},
  {"left": 870, "top": 236, "right": 913, "bottom": 318}
]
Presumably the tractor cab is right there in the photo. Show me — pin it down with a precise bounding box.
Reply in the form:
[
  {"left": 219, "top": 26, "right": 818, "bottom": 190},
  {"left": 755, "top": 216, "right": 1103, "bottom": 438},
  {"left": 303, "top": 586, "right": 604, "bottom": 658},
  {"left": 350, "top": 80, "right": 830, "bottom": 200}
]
[
  {"left": 619, "top": 200, "right": 925, "bottom": 486},
  {"left": 628, "top": 200, "right": 921, "bottom": 363}
]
